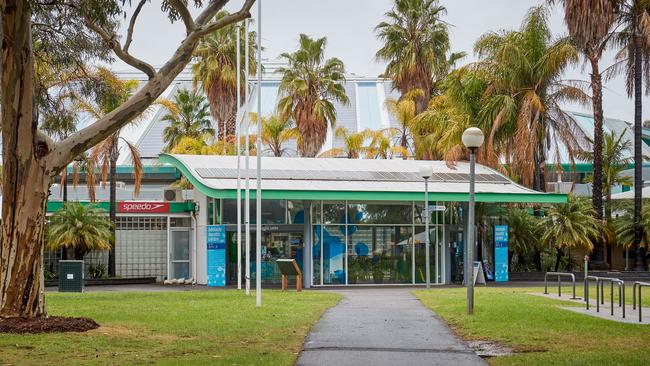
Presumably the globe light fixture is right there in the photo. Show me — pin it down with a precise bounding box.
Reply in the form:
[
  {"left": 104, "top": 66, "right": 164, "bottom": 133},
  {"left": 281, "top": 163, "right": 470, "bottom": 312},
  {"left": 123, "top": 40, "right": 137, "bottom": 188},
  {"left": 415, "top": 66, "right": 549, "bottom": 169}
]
[{"left": 462, "top": 127, "right": 485, "bottom": 150}]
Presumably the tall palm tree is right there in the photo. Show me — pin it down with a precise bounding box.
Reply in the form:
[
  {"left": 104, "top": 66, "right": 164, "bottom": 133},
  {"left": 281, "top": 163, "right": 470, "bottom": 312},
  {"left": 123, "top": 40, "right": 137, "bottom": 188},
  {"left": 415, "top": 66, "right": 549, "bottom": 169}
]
[
  {"left": 162, "top": 88, "right": 214, "bottom": 152},
  {"left": 541, "top": 195, "right": 598, "bottom": 271},
  {"left": 375, "top": 0, "right": 455, "bottom": 113},
  {"left": 609, "top": 0, "right": 650, "bottom": 271},
  {"left": 550, "top": 0, "right": 617, "bottom": 269},
  {"left": 46, "top": 203, "right": 113, "bottom": 261},
  {"left": 192, "top": 12, "right": 257, "bottom": 140},
  {"left": 277, "top": 34, "right": 349, "bottom": 157},
  {"left": 473, "top": 5, "right": 589, "bottom": 189},
  {"left": 319, "top": 127, "right": 371, "bottom": 159},
  {"left": 249, "top": 113, "right": 299, "bottom": 157}
]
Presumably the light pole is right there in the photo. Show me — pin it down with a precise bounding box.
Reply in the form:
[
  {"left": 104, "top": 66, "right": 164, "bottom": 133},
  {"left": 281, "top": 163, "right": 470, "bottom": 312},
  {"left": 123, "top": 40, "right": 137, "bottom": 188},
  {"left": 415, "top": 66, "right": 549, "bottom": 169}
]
[
  {"left": 420, "top": 165, "right": 433, "bottom": 289},
  {"left": 255, "top": 0, "right": 262, "bottom": 307},
  {"left": 462, "top": 127, "right": 484, "bottom": 315},
  {"left": 235, "top": 22, "right": 242, "bottom": 290}
]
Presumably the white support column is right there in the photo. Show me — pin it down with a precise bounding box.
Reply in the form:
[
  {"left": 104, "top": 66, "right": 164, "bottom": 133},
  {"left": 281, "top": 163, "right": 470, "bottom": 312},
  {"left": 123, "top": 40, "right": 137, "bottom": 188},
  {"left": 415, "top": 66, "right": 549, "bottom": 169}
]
[{"left": 302, "top": 200, "right": 312, "bottom": 289}]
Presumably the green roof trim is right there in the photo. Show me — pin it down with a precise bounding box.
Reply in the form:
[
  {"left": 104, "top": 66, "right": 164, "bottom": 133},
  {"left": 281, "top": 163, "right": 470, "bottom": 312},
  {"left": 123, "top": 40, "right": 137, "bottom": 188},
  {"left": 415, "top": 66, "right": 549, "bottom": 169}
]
[
  {"left": 65, "top": 164, "right": 181, "bottom": 177},
  {"left": 160, "top": 154, "right": 567, "bottom": 204}
]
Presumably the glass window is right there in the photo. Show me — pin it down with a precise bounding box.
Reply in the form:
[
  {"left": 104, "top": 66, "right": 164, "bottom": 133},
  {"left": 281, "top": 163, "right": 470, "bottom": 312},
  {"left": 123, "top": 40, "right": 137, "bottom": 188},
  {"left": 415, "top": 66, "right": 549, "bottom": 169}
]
[
  {"left": 348, "top": 226, "right": 412, "bottom": 284},
  {"left": 322, "top": 202, "right": 346, "bottom": 225},
  {"left": 348, "top": 202, "right": 412, "bottom": 225},
  {"left": 287, "top": 200, "right": 304, "bottom": 224},
  {"left": 311, "top": 201, "right": 322, "bottom": 224},
  {"left": 170, "top": 217, "right": 191, "bottom": 227},
  {"left": 319, "top": 225, "right": 346, "bottom": 284},
  {"left": 221, "top": 199, "right": 287, "bottom": 225},
  {"left": 414, "top": 202, "right": 445, "bottom": 225}
]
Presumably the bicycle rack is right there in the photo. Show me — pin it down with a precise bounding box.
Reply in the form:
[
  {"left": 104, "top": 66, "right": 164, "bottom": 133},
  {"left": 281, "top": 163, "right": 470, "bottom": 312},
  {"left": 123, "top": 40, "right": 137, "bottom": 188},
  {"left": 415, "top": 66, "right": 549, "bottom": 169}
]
[
  {"left": 585, "top": 275, "right": 599, "bottom": 310},
  {"left": 544, "top": 272, "right": 577, "bottom": 299},
  {"left": 633, "top": 281, "right": 650, "bottom": 323}
]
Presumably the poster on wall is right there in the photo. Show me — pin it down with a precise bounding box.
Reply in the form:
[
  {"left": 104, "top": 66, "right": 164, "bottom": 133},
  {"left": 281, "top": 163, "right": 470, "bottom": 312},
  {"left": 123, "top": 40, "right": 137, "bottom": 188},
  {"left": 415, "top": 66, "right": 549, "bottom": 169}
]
[
  {"left": 207, "top": 225, "right": 226, "bottom": 287},
  {"left": 494, "top": 225, "right": 509, "bottom": 282}
]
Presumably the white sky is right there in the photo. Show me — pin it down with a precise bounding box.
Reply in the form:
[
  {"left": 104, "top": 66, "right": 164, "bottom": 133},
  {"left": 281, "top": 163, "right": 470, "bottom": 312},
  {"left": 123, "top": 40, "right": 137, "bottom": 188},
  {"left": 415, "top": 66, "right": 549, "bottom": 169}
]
[{"left": 112, "top": 0, "right": 646, "bottom": 123}]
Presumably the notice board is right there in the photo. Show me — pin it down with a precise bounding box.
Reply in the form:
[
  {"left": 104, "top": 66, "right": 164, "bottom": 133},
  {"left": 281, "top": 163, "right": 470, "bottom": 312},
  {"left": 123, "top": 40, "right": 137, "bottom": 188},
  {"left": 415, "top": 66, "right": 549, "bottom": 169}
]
[
  {"left": 207, "top": 225, "right": 226, "bottom": 287},
  {"left": 494, "top": 225, "right": 509, "bottom": 282}
]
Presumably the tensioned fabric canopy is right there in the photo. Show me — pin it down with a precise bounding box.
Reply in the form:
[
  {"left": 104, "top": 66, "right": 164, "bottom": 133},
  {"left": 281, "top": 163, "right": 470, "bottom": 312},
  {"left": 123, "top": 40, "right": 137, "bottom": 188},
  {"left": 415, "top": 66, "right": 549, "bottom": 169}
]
[{"left": 160, "top": 154, "right": 566, "bottom": 203}]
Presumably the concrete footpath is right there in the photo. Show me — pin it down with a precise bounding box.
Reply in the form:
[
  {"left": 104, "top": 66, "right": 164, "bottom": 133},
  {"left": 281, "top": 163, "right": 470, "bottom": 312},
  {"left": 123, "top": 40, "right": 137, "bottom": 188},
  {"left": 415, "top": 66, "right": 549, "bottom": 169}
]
[{"left": 296, "top": 288, "right": 485, "bottom": 366}]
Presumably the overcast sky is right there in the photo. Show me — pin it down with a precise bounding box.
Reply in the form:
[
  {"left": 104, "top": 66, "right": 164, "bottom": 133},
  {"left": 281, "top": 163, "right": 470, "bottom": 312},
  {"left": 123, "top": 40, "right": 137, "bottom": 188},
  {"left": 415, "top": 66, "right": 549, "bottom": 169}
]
[{"left": 114, "top": 0, "right": 646, "bottom": 123}]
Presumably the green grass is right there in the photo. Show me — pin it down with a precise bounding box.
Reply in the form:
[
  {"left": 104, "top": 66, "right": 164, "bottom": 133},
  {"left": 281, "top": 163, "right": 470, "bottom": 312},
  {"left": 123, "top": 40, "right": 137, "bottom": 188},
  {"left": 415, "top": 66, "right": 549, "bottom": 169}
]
[
  {"left": 0, "top": 290, "right": 340, "bottom": 366},
  {"left": 414, "top": 287, "right": 650, "bottom": 366}
]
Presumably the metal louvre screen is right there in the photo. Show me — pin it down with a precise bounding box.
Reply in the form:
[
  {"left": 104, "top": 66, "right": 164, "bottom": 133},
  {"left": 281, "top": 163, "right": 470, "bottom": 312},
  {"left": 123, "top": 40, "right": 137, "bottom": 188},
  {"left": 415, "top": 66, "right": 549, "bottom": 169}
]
[{"left": 195, "top": 168, "right": 509, "bottom": 184}]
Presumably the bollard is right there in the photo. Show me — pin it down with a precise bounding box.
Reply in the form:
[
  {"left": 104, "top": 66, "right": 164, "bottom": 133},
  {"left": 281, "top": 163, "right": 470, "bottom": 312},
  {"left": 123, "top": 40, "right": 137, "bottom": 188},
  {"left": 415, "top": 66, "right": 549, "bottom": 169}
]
[{"left": 583, "top": 256, "right": 589, "bottom": 303}]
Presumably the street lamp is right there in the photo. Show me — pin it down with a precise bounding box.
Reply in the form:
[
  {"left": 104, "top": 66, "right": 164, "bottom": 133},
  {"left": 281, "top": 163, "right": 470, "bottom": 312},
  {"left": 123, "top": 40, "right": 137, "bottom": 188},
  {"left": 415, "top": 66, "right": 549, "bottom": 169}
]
[
  {"left": 462, "top": 127, "right": 484, "bottom": 315},
  {"left": 419, "top": 165, "right": 433, "bottom": 289}
]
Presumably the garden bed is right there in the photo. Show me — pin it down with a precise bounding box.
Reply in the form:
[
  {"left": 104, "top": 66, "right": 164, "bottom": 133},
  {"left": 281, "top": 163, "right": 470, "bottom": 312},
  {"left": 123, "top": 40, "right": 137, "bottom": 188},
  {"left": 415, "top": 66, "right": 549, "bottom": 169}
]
[{"left": 45, "top": 276, "right": 156, "bottom": 287}]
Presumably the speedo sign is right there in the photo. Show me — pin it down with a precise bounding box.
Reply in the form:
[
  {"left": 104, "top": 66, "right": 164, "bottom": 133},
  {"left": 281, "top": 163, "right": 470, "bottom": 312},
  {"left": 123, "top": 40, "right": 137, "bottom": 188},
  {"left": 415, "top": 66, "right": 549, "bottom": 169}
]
[{"left": 118, "top": 202, "right": 170, "bottom": 213}]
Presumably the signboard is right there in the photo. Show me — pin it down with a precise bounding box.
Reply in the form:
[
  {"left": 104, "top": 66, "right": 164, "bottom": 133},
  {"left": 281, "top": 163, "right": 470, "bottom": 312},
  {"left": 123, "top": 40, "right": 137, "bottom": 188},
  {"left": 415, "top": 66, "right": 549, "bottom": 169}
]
[
  {"left": 207, "top": 225, "right": 226, "bottom": 287},
  {"left": 473, "top": 261, "right": 486, "bottom": 285},
  {"left": 494, "top": 225, "right": 509, "bottom": 282},
  {"left": 424, "top": 205, "right": 446, "bottom": 214},
  {"left": 119, "top": 201, "right": 169, "bottom": 213}
]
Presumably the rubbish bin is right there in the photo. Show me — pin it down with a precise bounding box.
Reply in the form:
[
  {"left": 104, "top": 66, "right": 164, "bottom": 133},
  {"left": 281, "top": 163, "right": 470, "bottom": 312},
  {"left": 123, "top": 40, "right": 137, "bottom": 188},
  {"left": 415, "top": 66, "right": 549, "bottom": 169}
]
[{"left": 58, "top": 260, "right": 84, "bottom": 292}]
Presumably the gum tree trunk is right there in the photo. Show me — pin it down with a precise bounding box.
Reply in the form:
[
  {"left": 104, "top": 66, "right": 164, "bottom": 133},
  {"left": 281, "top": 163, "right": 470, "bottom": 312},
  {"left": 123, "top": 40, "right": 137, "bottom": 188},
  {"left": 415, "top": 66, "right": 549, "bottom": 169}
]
[
  {"left": 0, "top": 1, "right": 50, "bottom": 318},
  {"left": 108, "top": 141, "right": 117, "bottom": 277}
]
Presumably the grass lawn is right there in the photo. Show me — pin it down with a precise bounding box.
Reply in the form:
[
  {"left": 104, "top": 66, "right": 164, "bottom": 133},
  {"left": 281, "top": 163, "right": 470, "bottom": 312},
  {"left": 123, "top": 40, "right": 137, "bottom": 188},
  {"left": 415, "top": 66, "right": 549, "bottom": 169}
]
[
  {"left": 0, "top": 290, "right": 340, "bottom": 366},
  {"left": 414, "top": 287, "right": 650, "bottom": 366}
]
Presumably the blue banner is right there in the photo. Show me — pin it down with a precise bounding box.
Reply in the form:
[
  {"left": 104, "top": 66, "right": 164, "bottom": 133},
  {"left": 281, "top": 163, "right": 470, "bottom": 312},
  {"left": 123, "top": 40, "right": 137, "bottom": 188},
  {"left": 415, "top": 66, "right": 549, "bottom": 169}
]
[
  {"left": 494, "top": 225, "right": 509, "bottom": 282},
  {"left": 207, "top": 225, "right": 226, "bottom": 287}
]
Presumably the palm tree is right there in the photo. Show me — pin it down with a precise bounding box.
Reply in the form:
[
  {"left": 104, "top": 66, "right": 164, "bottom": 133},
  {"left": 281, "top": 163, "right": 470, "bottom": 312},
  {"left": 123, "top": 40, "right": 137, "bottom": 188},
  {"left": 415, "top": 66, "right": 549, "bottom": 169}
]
[
  {"left": 616, "top": 204, "right": 650, "bottom": 265},
  {"left": 162, "top": 88, "right": 214, "bottom": 152},
  {"left": 541, "top": 195, "right": 598, "bottom": 271},
  {"left": 384, "top": 89, "right": 423, "bottom": 155},
  {"left": 609, "top": 0, "right": 650, "bottom": 271},
  {"left": 46, "top": 203, "right": 113, "bottom": 261},
  {"left": 192, "top": 12, "right": 257, "bottom": 140},
  {"left": 249, "top": 114, "right": 299, "bottom": 157},
  {"left": 277, "top": 34, "right": 349, "bottom": 157},
  {"left": 375, "top": 0, "right": 456, "bottom": 113},
  {"left": 319, "top": 127, "right": 371, "bottom": 159},
  {"left": 76, "top": 67, "right": 161, "bottom": 276},
  {"left": 365, "top": 129, "right": 410, "bottom": 159},
  {"left": 550, "top": 0, "right": 617, "bottom": 270},
  {"left": 473, "top": 5, "right": 589, "bottom": 189}
]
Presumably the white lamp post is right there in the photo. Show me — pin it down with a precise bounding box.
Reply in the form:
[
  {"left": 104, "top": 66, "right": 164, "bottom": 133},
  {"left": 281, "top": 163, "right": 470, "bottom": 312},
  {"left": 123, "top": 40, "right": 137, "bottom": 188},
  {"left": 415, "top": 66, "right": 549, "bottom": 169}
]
[
  {"left": 419, "top": 165, "right": 433, "bottom": 289},
  {"left": 461, "top": 127, "right": 484, "bottom": 315}
]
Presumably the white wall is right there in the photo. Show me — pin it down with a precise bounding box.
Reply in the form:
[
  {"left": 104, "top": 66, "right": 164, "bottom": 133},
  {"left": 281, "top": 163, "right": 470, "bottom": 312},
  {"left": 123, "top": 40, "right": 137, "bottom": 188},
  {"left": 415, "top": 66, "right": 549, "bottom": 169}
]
[{"left": 194, "top": 189, "right": 209, "bottom": 285}]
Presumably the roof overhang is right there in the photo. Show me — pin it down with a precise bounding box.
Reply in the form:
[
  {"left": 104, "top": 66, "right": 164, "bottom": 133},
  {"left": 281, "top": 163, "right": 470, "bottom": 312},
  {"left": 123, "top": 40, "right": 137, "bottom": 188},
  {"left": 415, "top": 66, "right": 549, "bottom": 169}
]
[{"left": 160, "top": 154, "right": 567, "bottom": 204}]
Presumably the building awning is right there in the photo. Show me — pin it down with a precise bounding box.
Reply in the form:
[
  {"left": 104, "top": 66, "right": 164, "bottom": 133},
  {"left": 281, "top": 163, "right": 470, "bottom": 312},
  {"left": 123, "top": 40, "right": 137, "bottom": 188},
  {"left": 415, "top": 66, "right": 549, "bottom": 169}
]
[
  {"left": 160, "top": 154, "right": 566, "bottom": 203},
  {"left": 611, "top": 186, "right": 650, "bottom": 200}
]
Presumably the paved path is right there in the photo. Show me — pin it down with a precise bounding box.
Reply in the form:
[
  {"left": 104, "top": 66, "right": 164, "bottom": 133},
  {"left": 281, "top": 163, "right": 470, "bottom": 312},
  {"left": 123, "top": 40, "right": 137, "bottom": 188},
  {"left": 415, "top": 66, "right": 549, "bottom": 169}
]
[
  {"left": 296, "top": 288, "right": 485, "bottom": 366},
  {"left": 533, "top": 292, "right": 650, "bottom": 324}
]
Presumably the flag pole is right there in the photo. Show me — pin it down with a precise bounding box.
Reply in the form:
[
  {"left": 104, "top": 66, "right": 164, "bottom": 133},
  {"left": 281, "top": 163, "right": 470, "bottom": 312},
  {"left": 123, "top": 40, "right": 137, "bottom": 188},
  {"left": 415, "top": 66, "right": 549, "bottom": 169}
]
[
  {"left": 235, "top": 22, "right": 242, "bottom": 290},
  {"left": 244, "top": 18, "right": 251, "bottom": 296},
  {"left": 255, "top": 0, "right": 263, "bottom": 307}
]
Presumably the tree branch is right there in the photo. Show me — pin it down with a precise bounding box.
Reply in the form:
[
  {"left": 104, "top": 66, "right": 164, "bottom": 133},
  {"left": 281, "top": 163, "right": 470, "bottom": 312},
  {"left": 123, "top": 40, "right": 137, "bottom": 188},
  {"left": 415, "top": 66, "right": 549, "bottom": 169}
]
[
  {"left": 169, "top": 0, "right": 195, "bottom": 33},
  {"left": 84, "top": 17, "right": 156, "bottom": 79},
  {"left": 47, "top": 0, "right": 256, "bottom": 173},
  {"left": 123, "top": 0, "right": 147, "bottom": 52},
  {"left": 195, "top": 0, "right": 256, "bottom": 37}
]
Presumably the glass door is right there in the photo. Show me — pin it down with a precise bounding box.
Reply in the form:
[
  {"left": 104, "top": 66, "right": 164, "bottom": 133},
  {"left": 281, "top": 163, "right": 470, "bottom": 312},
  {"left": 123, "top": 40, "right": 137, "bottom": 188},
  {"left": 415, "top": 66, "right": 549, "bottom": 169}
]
[{"left": 170, "top": 229, "right": 190, "bottom": 279}]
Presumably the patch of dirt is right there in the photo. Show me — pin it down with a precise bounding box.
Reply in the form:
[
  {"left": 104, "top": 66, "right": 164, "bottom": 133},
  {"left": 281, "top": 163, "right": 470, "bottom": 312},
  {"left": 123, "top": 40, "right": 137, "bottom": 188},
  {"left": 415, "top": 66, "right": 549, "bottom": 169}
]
[
  {"left": 468, "top": 340, "right": 514, "bottom": 358},
  {"left": 0, "top": 316, "right": 99, "bottom": 334}
]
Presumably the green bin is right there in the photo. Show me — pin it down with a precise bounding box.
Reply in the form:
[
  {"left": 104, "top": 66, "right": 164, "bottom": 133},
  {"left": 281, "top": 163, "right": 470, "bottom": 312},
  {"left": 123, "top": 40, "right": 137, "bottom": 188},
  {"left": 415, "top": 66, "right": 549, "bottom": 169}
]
[{"left": 58, "top": 260, "right": 84, "bottom": 292}]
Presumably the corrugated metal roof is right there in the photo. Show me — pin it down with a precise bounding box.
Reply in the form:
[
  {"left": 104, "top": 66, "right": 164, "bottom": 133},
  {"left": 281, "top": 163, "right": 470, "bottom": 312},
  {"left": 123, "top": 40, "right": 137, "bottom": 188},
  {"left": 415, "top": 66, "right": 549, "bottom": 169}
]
[{"left": 160, "top": 154, "right": 565, "bottom": 203}]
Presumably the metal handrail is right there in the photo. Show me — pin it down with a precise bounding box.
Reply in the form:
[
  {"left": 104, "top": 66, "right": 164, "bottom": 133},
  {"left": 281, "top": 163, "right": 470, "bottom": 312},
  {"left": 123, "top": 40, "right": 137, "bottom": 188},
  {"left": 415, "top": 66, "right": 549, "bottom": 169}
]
[
  {"left": 544, "top": 272, "right": 577, "bottom": 299},
  {"left": 633, "top": 281, "right": 650, "bottom": 323},
  {"left": 585, "top": 275, "right": 599, "bottom": 310},
  {"left": 594, "top": 277, "right": 625, "bottom": 317}
]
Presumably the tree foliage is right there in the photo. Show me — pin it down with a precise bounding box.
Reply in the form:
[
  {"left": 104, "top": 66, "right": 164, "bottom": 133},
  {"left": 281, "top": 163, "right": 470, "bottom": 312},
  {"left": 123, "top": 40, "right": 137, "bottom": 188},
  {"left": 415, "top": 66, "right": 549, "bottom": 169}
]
[{"left": 46, "top": 202, "right": 113, "bottom": 260}]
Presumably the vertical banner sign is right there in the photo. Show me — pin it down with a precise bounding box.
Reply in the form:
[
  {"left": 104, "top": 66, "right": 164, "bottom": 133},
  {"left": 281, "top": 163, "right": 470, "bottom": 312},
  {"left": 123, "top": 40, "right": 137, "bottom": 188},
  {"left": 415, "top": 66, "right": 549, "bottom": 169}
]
[
  {"left": 494, "top": 225, "right": 509, "bottom": 282},
  {"left": 207, "top": 225, "right": 226, "bottom": 287}
]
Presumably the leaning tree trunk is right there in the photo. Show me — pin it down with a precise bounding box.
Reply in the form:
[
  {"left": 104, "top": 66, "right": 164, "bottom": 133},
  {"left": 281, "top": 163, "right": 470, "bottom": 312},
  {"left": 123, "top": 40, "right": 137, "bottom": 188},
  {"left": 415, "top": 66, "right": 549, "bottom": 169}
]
[
  {"left": 0, "top": 1, "right": 50, "bottom": 318},
  {"left": 633, "top": 34, "right": 645, "bottom": 271},
  {"left": 108, "top": 143, "right": 117, "bottom": 277},
  {"left": 589, "top": 54, "right": 606, "bottom": 269}
]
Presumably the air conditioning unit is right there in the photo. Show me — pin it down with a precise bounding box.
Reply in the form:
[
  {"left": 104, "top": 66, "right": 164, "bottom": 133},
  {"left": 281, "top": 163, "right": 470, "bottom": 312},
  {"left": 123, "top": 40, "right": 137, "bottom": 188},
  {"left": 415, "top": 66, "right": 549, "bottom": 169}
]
[{"left": 163, "top": 187, "right": 184, "bottom": 202}]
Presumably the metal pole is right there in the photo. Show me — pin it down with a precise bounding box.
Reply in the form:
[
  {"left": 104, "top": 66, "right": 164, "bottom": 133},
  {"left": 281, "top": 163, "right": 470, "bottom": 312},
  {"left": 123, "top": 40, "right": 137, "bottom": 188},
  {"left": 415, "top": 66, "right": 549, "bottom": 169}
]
[
  {"left": 435, "top": 202, "right": 439, "bottom": 284},
  {"left": 255, "top": 0, "right": 262, "bottom": 307},
  {"left": 244, "top": 18, "right": 251, "bottom": 296},
  {"left": 467, "top": 148, "right": 476, "bottom": 315},
  {"left": 425, "top": 178, "right": 430, "bottom": 289},
  {"left": 236, "top": 23, "right": 242, "bottom": 291}
]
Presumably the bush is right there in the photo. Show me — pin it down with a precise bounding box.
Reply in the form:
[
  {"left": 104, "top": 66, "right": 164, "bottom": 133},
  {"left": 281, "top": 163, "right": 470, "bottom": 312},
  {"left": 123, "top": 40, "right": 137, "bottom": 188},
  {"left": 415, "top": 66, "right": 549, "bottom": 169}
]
[{"left": 88, "top": 264, "right": 107, "bottom": 279}]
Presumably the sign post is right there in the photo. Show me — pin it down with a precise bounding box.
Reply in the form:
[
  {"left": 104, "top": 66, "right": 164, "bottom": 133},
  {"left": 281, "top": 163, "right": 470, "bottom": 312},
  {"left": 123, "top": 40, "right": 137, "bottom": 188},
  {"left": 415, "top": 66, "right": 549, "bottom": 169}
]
[
  {"left": 207, "top": 225, "right": 227, "bottom": 287},
  {"left": 494, "top": 225, "right": 509, "bottom": 282}
]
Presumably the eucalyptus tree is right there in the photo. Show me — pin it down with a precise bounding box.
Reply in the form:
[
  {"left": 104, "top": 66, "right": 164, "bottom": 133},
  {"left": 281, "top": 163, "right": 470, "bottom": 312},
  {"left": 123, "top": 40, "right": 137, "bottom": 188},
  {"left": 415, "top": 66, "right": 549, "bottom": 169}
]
[
  {"left": 192, "top": 11, "right": 258, "bottom": 140},
  {"left": 277, "top": 34, "right": 349, "bottom": 157},
  {"left": 609, "top": 0, "right": 650, "bottom": 271},
  {"left": 0, "top": 0, "right": 255, "bottom": 319},
  {"left": 473, "top": 5, "right": 589, "bottom": 190},
  {"left": 163, "top": 88, "right": 214, "bottom": 152},
  {"left": 375, "top": 0, "right": 455, "bottom": 113}
]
